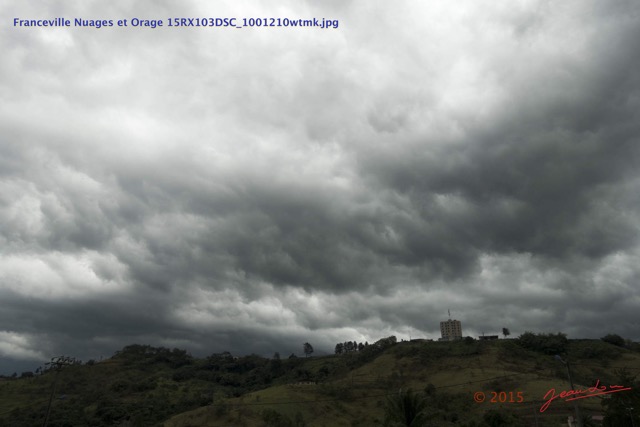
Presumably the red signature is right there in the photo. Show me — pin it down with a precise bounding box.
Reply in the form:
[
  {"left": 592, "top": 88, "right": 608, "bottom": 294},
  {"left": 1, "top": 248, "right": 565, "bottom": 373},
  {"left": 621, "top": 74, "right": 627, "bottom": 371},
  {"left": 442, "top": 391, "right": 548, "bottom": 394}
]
[{"left": 540, "top": 380, "right": 632, "bottom": 412}]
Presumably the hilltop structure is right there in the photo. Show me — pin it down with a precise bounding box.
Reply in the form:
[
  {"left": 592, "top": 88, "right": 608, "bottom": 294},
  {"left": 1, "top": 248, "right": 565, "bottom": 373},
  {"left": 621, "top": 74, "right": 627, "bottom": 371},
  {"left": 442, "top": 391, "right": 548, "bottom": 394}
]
[{"left": 439, "top": 310, "right": 462, "bottom": 341}]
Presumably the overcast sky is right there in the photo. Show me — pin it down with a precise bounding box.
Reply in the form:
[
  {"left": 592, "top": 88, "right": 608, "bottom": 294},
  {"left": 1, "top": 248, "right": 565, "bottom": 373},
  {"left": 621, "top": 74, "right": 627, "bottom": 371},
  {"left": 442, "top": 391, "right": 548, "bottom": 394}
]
[{"left": 1, "top": 0, "right": 639, "bottom": 374}]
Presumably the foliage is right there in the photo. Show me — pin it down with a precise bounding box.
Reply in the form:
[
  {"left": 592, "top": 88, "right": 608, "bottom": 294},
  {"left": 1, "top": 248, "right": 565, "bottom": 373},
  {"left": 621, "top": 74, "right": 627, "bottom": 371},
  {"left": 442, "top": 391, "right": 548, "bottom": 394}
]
[
  {"left": 602, "top": 368, "right": 640, "bottom": 427},
  {"left": 517, "top": 331, "right": 568, "bottom": 355},
  {"left": 419, "top": 388, "right": 473, "bottom": 423},
  {"left": 497, "top": 339, "right": 531, "bottom": 361},
  {"left": 396, "top": 340, "right": 481, "bottom": 360},
  {"left": 571, "top": 339, "right": 623, "bottom": 361},
  {"left": 0, "top": 345, "right": 284, "bottom": 426},
  {"left": 601, "top": 334, "right": 626, "bottom": 347},
  {"left": 383, "top": 389, "right": 433, "bottom": 427},
  {"left": 114, "top": 344, "right": 194, "bottom": 368},
  {"left": 339, "top": 336, "right": 397, "bottom": 369},
  {"left": 303, "top": 342, "right": 314, "bottom": 357},
  {"left": 335, "top": 340, "right": 368, "bottom": 354},
  {"left": 4, "top": 337, "right": 640, "bottom": 427}
]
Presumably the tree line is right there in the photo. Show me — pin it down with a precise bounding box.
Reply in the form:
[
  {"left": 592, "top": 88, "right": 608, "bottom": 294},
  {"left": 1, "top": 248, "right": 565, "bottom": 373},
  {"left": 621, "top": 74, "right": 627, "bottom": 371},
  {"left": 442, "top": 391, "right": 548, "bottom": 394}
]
[{"left": 334, "top": 341, "right": 368, "bottom": 354}]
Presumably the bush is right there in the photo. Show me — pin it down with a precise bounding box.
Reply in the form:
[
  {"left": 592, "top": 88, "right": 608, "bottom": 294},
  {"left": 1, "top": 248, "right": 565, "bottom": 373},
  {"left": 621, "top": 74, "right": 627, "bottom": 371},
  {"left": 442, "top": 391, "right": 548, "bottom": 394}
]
[
  {"left": 627, "top": 341, "right": 640, "bottom": 353},
  {"left": 572, "top": 341, "right": 622, "bottom": 361},
  {"left": 601, "top": 334, "right": 626, "bottom": 347},
  {"left": 172, "top": 367, "right": 196, "bottom": 382},
  {"left": 517, "top": 332, "right": 568, "bottom": 355},
  {"left": 132, "top": 378, "right": 157, "bottom": 392}
]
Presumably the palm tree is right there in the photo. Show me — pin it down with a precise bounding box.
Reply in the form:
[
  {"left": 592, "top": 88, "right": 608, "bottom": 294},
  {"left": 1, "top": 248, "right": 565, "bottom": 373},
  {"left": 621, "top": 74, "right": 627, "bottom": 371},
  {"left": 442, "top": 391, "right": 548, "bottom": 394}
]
[{"left": 383, "top": 389, "right": 433, "bottom": 427}]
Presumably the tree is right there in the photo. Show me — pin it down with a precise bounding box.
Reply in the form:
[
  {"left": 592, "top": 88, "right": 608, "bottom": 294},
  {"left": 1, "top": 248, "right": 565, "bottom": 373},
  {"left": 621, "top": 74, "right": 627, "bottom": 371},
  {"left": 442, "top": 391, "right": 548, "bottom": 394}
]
[
  {"left": 303, "top": 342, "right": 314, "bottom": 357},
  {"left": 602, "top": 368, "right": 640, "bottom": 426},
  {"left": 270, "top": 353, "right": 282, "bottom": 375},
  {"left": 335, "top": 343, "right": 344, "bottom": 355},
  {"left": 502, "top": 328, "right": 510, "bottom": 338},
  {"left": 383, "top": 389, "right": 432, "bottom": 427}
]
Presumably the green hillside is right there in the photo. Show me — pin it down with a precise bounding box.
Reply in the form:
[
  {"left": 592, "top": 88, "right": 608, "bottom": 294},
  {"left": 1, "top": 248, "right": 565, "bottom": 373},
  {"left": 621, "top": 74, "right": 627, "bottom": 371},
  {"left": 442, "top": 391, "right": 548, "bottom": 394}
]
[{"left": 1, "top": 336, "right": 639, "bottom": 426}]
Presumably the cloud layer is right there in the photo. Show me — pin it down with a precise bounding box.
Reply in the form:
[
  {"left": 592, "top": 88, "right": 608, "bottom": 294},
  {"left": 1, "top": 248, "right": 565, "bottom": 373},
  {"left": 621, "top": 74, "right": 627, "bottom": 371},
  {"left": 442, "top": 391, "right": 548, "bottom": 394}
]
[{"left": 1, "top": 0, "right": 639, "bottom": 372}]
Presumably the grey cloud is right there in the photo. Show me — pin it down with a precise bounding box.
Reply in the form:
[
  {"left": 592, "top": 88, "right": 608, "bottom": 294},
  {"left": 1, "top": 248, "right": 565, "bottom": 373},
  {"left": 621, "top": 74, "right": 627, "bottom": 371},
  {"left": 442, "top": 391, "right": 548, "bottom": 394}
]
[{"left": 1, "top": 0, "right": 639, "bottom": 374}]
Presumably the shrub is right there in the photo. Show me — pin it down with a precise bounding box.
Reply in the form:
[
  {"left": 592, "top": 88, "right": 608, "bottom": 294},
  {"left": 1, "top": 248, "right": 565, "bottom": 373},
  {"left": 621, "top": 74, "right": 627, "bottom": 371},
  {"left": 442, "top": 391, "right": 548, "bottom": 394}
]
[
  {"left": 572, "top": 341, "right": 622, "bottom": 361},
  {"left": 517, "top": 332, "right": 568, "bottom": 355},
  {"left": 601, "top": 334, "right": 626, "bottom": 347}
]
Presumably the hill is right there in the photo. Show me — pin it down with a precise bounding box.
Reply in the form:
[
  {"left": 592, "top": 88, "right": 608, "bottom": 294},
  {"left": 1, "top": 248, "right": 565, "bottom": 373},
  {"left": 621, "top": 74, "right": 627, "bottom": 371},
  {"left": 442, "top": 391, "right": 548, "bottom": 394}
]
[{"left": 1, "top": 337, "right": 639, "bottom": 426}]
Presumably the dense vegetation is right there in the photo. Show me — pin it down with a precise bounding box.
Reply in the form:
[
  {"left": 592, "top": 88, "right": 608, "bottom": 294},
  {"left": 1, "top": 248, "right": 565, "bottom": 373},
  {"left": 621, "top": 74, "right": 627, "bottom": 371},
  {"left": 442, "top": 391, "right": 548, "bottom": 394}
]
[
  {"left": 0, "top": 344, "right": 334, "bottom": 426},
  {"left": 1, "top": 334, "right": 639, "bottom": 426}
]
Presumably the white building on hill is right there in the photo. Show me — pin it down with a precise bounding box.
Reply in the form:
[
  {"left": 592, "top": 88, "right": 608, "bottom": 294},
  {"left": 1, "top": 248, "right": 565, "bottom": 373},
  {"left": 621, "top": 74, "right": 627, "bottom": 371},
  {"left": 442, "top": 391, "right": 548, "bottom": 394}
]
[{"left": 440, "top": 316, "right": 462, "bottom": 341}]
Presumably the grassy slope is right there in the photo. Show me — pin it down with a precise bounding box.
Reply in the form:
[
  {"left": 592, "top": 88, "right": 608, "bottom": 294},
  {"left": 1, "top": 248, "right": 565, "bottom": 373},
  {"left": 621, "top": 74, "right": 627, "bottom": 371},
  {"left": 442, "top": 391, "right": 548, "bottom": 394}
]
[
  {"left": 1, "top": 339, "right": 638, "bottom": 426},
  {"left": 163, "top": 339, "right": 640, "bottom": 427}
]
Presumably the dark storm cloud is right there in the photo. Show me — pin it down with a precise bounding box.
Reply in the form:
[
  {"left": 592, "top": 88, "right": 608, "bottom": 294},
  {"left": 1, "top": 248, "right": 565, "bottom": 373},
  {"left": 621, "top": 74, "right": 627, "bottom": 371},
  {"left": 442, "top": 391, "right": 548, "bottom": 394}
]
[
  {"left": 357, "top": 1, "right": 640, "bottom": 266},
  {"left": 1, "top": 0, "right": 639, "bottom": 373}
]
